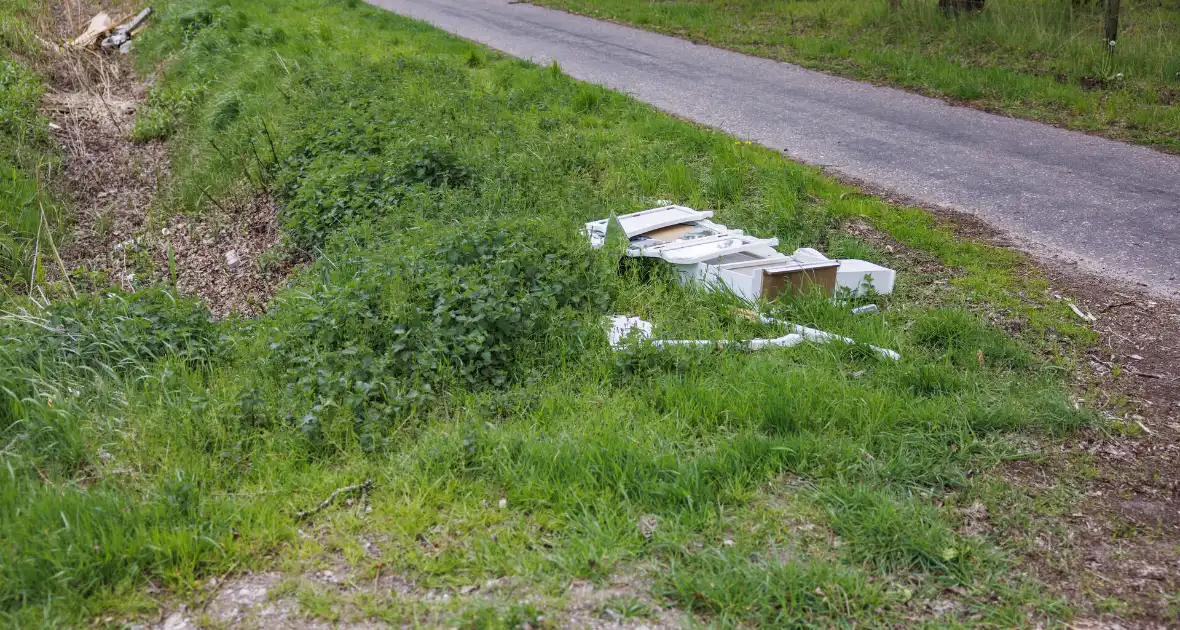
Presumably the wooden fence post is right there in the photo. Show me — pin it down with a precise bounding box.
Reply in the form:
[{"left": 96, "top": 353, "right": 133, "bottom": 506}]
[{"left": 1105, "top": 0, "right": 1121, "bottom": 42}]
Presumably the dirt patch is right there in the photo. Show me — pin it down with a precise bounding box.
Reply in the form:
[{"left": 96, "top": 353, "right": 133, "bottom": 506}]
[
  {"left": 840, "top": 209, "right": 1180, "bottom": 626},
  {"left": 563, "top": 570, "right": 686, "bottom": 630},
  {"left": 1079, "top": 75, "right": 1111, "bottom": 91},
  {"left": 36, "top": 1, "right": 298, "bottom": 317},
  {"left": 44, "top": 83, "right": 296, "bottom": 317},
  {"left": 1023, "top": 263, "right": 1180, "bottom": 623},
  {"left": 148, "top": 562, "right": 685, "bottom": 629}
]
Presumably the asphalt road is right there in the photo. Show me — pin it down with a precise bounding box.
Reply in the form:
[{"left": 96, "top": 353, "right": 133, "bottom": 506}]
[{"left": 368, "top": 0, "right": 1180, "bottom": 297}]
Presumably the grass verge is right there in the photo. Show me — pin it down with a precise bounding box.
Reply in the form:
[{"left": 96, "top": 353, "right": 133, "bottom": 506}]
[
  {"left": 0, "top": 0, "right": 1112, "bottom": 626},
  {"left": 0, "top": 0, "right": 68, "bottom": 291},
  {"left": 532, "top": 0, "right": 1180, "bottom": 152}
]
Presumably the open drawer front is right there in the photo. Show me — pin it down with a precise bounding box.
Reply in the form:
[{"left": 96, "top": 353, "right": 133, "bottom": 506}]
[{"left": 697, "top": 255, "right": 839, "bottom": 301}]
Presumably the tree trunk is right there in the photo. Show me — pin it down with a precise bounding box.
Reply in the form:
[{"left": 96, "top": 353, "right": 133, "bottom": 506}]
[
  {"left": 938, "top": 0, "right": 986, "bottom": 12},
  {"left": 1104, "top": 0, "right": 1121, "bottom": 42}
]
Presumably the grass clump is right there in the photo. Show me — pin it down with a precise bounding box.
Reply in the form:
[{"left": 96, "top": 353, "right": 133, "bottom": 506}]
[
  {"left": 663, "top": 549, "right": 888, "bottom": 626},
  {"left": 0, "top": 0, "right": 66, "bottom": 291}
]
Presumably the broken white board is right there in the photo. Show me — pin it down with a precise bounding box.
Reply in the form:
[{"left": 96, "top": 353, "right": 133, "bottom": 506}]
[
  {"left": 605, "top": 315, "right": 899, "bottom": 360},
  {"left": 761, "top": 315, "right": 900, "bottom": 361},
  {"left": 651, "top": 334, "right": 805, "bottom": 350},
  {"left": 585, "top": 205, "right": 714, "bottom": 248},
  {"left": 645, "top": 233, "right": 780, "bottom": 265},
  {"left": 627, "top": 219, "right": 739, "bottom": 254}
]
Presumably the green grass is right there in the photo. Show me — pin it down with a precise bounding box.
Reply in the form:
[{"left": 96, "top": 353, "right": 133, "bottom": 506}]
[
  {"left": 533, "top": 0, "right": 1180, "bottom": 152},
  {"left": 0, "top": 0, "right": 66, "bottom": 291},
  {"left": 0, "top": 0, "right": 1107, "bottom": 626}
]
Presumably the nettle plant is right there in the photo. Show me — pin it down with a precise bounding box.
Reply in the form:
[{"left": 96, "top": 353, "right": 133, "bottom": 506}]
[
  {"left": 262, "top": 219, "right": 614, "bottom": 451},
  {"left": 275, "top": 139, "right": 474, "bottom": 249}
]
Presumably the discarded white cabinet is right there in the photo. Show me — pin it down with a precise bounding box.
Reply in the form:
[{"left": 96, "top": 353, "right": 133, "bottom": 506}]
[
  {"left": 586, "top": 206, "right": 714, "bottom": 248},
  {"left": 645, "top": 233, "right": 780, "bottom": 265},
  {"left": 683, "top": 254, "right": 838, "bottom": 302},
  {"left": 835, "top": 259, "right": 895, "bottom": 296},
  {"left": 584, "top": 205, "right": 897, "bottom": 300}
]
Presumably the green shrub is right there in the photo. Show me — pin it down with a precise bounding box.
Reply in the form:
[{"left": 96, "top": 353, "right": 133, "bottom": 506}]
[
  {"left": 398, "top": 142, "right": 472, "bottom": 188},
  {"left": 262, "top": 219, "right": 613, "bottom": 449}
]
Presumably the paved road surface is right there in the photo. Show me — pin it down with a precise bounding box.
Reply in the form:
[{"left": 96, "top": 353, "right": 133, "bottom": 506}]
[{"left": 368, "top": 0, "right": 1180, "bottom": 297}]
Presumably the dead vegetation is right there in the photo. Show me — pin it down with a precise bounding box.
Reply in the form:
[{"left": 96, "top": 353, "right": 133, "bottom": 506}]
[{"left": 32, "top": 0, "right": 296, "bottom": 317}]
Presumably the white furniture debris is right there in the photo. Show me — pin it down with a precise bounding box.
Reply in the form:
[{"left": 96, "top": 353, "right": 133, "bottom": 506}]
[
  {"left": 836, "top": 259, "right": 895, "bottom": 296},
  {"left": 586, "top": 205, "right": 714, "bottom": 248},
  {"left": 642, "top": 233, "right": 779, "bottom": 264},
  {"left": 586, "top": 206, "right": 896, "bottom": 300},
  {"left": 607, "top": 315, "right": 654, "bottom": 348},
  {"left": 606, "top": 315, "right": 899, "bottom": 360},
  {"left": 765, "top": 317, "right": 900, "bottom": 361},
  {"left": 651, "top": 335, "right": 804, "bottom": 350},
  {"left": 691, "top": 254, "right": 840, "bottom": 302}
]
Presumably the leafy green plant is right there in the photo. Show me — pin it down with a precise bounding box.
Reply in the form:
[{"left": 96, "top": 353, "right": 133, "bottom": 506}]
[
  {"left": 263, "top": 219, "right": 613, "bottom": 451},
  {"left": 397, "top": 142, "right": 472, "bottom": 188},
  {"left": 1091, "top": 39, "right": 1124, "bottom": 84}
]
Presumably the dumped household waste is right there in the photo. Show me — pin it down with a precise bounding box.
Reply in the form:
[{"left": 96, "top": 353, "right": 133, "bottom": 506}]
[
  {"left": 102, "top": 8, "right": 153, "bottom": 52},
  {"left": 68, "top": 8, "right": 152, "bottom": 53},
  {"left": 606, "top": 314, "right": 900, "bottom": 360},
  {"left": 70, "top": 13, "right": 115, "bottom": 49},
  {"left": 586, "top": 205, "right": 895, "bottom": 301},
  {"left": 594, "top": 204, "right": 900, "bottom": 359}
]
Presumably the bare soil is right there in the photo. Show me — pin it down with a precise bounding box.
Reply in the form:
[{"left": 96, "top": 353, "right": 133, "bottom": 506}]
[
  {"left": 40, "top": 1, "right": 298, "bottom": 317},
  {"left": 147, "top": 564, "right": 683, "bottom": 629}
]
